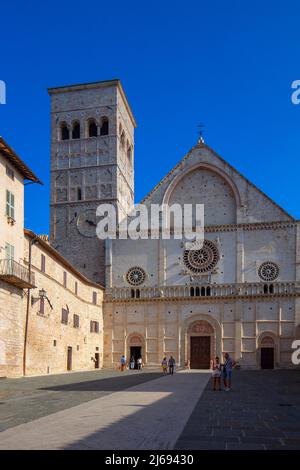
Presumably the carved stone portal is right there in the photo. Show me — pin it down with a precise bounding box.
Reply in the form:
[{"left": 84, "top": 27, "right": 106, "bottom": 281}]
[
  {"left": 129, "top": 335, "right": 143, "bottom": 346},
  {"left": 260, "top": 336, "right": 275, "bottom": 348},
  {"left": 188, "top": 320, "right": 214, "bottom": 335}
]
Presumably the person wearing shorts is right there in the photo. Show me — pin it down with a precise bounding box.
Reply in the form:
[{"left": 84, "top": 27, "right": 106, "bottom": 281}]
[
  {"left": 211, "top": 356, "right": 222, "bottom": 391},
  {"left": 223, "top": 352, "right": 236, "bottom": 391}
]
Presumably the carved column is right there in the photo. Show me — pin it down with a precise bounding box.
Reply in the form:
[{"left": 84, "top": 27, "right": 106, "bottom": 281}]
[{"left": 235, "top": 300, "right": 242, "bottom": 362}]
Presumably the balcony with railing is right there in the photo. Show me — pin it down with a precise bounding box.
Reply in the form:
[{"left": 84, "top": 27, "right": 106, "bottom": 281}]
[
  {"left": 0, "top": 259, "right": 35, "bottom": 289},
  {"left": 105, "top": 281, "right": 297, "bottom": 302}
]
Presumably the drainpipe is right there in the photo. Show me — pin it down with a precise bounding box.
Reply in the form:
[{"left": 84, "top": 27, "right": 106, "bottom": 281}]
[{"left": 23, "top": 236, "right": 39, "bottom": 376}]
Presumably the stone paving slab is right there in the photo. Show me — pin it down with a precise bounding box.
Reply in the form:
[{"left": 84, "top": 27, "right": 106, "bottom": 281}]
[
  {"left": 0, "top": 371, "right": 210, "bottom": 450},
  {"left": 175, "top": 369, "right": 300, "bottom": 450},
  {"left": 0, "top": 369, "right": 162, "bottom": 431}
]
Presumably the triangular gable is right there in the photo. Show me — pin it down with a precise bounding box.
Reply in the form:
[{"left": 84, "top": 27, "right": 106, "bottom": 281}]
[{"left": 140, "top": 142, "right": 294, "bottom": 224}]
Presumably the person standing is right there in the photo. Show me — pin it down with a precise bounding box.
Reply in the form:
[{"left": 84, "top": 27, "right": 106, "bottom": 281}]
[
  {"left": 120, "top": 354, "right": 126, "bottom": 372},
  {"left": 223, "top": 352, "right": 236, "bottom": 391},
  {"left": 211, "top": 356, "right": 222, "bottom": 391},
  {"left": 137, "top": 356, "right": 142, "bottom": 370},
  {"left": 161, "top": 357, "right": 168, "bottom": 375},
  {"left": 130, "top": 356, "right": 135, "bottom": 370},
  {"left": 168, "top": 356, "right": 175, "bottom": 375}
]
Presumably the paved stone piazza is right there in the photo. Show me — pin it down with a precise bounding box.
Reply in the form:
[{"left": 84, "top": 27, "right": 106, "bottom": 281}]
[{"left": 0, "top": 369, "right": 299, "bottom": 450}]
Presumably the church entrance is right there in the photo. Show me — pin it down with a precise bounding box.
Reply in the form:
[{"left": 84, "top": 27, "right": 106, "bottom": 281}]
[
  {"left": 260, "top": 335, "right": 275, "bottom": 369},
  {"left": 261, "top": 347, "right": 274, "bottom": 369},
  {"left": 130, "top": 346, "right": 142, "bottom": 369},
  {"left": 190, "top": 336, "right": 210, "bottom": 369}
]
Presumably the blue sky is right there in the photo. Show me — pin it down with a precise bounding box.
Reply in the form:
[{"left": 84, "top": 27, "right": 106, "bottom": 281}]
[{"left": 0, "top": 0, "right": 299, "bottom": 233}]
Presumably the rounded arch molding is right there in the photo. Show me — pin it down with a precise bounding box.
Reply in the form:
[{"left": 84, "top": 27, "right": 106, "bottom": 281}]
[
  {"left": 180, "top": 314, "right": 222, "bottom": 367},
  {"left": 162, "top": 162, "right": 242, "bottom": 208},
  {"left": 126, "top": 332, "right": 145, "bottom": 360}
]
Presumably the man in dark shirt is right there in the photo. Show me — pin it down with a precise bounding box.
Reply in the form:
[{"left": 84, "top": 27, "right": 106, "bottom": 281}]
[{"left": 168, "top": 356, "right": 175, "bottom": 375}]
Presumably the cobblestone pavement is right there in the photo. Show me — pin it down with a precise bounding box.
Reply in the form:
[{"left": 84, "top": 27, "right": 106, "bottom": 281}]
[
  {"left": 0, "top": 369, "right": 161, "bottom": 431},
  {"left": 175, "top": 369, "right": 300, "bottom": 450}
]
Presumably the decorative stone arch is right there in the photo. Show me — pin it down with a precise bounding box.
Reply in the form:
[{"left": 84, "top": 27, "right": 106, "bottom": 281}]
[
  {"left": 257, "top": 331, "right": 278, "bottom": 369},
  {"left": 86, "top": 117, "right": 98, "bottom": 138},
  {"left": 162, "top": 162, "right": 242, "bottom": 209},
  {"left": 59, "top": 121, "right": 70, "bottom": 141},
  {"left": 180, "top": 314, "right": 222, "bottom": 367},
  {"left": 126, "top": 332, "right": 145, "bottom": 362},
  {"left": 100, "top": 116, "right": 109, "bottom": 136},
  {"left": 71, "top": 119, "right": 81, "bottom": 139}
]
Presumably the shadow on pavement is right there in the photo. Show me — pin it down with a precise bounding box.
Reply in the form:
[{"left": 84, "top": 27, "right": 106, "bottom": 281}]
[{"left": 39, "top": 373, "right": 162, "bottom": 392}]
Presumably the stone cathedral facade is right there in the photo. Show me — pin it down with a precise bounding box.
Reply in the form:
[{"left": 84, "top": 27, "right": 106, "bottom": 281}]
[{"left": 48, "top": 80, "right": 299, "bottom": 371}]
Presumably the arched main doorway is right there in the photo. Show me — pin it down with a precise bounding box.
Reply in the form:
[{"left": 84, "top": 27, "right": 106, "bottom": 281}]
[
  {"left": 260, "top": 335, "right": 275, "bottom": 369},
  {"left": 127, "top": 333, "right": 144, "bottom": 369},
  {"left": 183, "top": 318, "right": 220, "bottom": 369}
]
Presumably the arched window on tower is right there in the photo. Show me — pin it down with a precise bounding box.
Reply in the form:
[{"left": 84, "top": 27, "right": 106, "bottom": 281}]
[
  {"left": 60, "top": 123, "right": 70, "bottom": 140},
  {"left": 72, "top": 121, "right": 80, "bottom": 139},
  {"left": 127, "top": 142, "right": 132, "bottom": 161},
  {"left": 88, "top": 119, "right": 97, "bottom": 137},
  {"left": 120, "top": 131, "right": 125, "bottom": 148},
  {"left": 100, "top": 117, "right": 109, "bottom": 136}
]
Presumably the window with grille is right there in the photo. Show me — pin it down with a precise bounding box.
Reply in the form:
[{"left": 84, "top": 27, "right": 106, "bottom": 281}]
[
  {"left": 90, "top": 321, "right": 99, "bottom": 333},
  {"left": 73, "top": 314, "right": 80, "bottom": 328},
  {"left": 6, "top": 190, "right": 15, "bottom": 219},
  {"left": 41, "top": 254, "right": 46, "bottom": 273},
  {"left": 61, "top": 308, "right": 68, "bottom": 325},
  {"left": 39, "top": 297, "right": 45, "bottom": 314}
]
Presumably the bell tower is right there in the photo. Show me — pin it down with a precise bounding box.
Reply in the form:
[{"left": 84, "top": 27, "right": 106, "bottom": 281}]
[{"left": 48, "top": 79, "right": 136, "bottom": 285}]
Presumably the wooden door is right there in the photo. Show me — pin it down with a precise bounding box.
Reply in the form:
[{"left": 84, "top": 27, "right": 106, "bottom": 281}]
[
  {"left": 67, "top": 346, "right": 72, "bottom": 371},
  {"left": 95, "top": 353, "right": 99, "bottom": 369},
  {"left": 261, "top": 347, "right": 274, "bottom": 369},
  {"left": 190, "top": 336, "right": 210, "bottom": 369}
]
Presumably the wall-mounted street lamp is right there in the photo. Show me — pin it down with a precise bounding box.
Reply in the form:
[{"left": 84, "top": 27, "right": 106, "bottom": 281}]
[{"left": 31, "top": 288, "right": 53, "bottom": 310}]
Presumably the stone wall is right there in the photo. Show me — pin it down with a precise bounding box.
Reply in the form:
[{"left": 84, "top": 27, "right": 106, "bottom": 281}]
[
  {"left": 103, "top": 297, "right": 296, "bottom": 369},
  {"left": 0, "top": 281, "right": 24, "bottom": 377},
  {"left": 22, "top": 233, "right": 104, "bottom": 377}
]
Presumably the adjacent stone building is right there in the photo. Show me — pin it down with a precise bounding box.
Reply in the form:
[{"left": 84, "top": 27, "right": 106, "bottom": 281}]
[{"left": 23, "top": 230, "right": 104, "bottom": 376}]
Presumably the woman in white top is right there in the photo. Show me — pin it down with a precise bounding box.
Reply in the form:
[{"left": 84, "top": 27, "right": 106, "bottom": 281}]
[
  {"left": 210, "top": 356, "right": 222, "bottom": 391},
  {"left": 137, "top": 357, "right": 142, "bottom": 370}
]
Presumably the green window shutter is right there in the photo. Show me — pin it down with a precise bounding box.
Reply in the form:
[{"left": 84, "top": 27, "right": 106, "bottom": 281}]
[
  {"left": 10, "top": 193, "right": 15, "bottom": 219},
  {"left": 6, "top": 190, "right": 10, "bottom": 216}
]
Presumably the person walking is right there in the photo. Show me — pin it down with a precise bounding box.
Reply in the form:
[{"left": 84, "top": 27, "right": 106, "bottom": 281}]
[
  {"left": 130, "top": 356, "right": 135, "bottom": 370},
  {"left": 120, "top": 354, "right": 126, "bottom": 372},
  {"left": 161, "top": 357, "right": 168, "bottom": 375},
  {"left": 211, "top": 356, "right": 222, "bottom": 391},
  {"left": 168, "top": 356, "right": 175, "bottom": 375},
  {"left": 137, "top": 356, "right": 143, "bottom": 370},
  {"left": 223, "top": 352, "right": 236, "bottom": 391}
]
